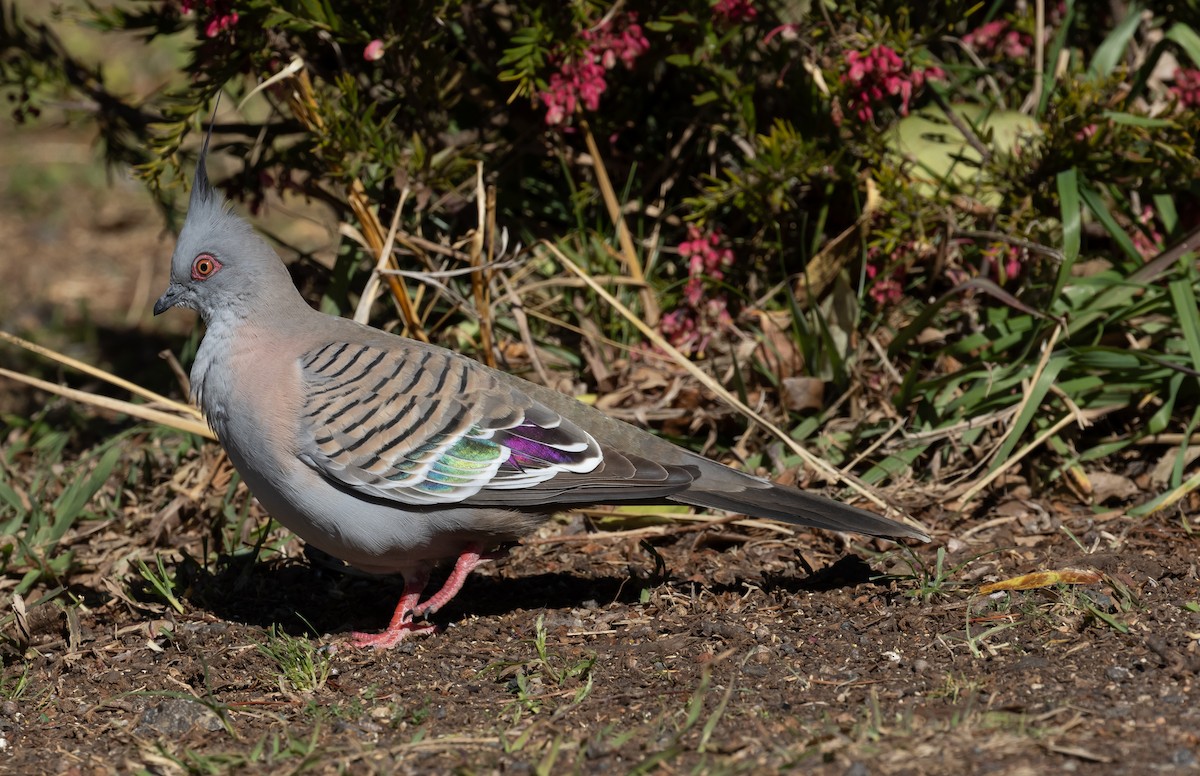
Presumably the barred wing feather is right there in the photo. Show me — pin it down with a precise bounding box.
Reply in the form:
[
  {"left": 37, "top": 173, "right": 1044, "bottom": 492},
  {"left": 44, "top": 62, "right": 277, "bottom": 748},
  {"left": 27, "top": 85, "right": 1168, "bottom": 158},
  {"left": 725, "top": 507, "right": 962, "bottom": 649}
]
[{"left": 295, "top": 341, "right": 691, "bottom": 507}]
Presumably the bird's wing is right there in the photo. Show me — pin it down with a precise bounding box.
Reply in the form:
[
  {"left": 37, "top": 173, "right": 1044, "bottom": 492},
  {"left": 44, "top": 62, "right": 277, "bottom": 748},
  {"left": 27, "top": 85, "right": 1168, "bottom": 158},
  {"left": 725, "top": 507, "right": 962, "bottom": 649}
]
[{"left": 295, "top": 341, "right": 693, "bottom": 507}]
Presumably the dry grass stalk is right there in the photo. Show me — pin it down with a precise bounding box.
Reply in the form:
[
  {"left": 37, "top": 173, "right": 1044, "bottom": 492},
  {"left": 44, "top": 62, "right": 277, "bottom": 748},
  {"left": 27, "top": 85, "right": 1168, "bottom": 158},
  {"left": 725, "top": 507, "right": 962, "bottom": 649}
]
[
  {"left": 0, "top": 367, "right": 213, "bottom": 440},
  {"left": 580, "top": 119, "right": 660, "bottom": 326},
  {"left": 0, "top": 332, "right": 213, "bottom": 439},
  {"left": 469, "top": 161, "right": 496, "bottom": 368}
]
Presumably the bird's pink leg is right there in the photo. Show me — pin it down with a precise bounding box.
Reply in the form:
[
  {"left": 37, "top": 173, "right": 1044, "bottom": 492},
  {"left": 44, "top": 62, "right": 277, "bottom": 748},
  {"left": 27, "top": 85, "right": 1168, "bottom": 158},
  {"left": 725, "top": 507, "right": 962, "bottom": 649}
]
[
  {"left": 349, "top": 545, "right": 500, "bottom": 648},
  {"left": 350, "top": 569, "right": 437, "bottom": 649},
  {"left": 413, "top": 544, "right": 494, "bottom": 616}
]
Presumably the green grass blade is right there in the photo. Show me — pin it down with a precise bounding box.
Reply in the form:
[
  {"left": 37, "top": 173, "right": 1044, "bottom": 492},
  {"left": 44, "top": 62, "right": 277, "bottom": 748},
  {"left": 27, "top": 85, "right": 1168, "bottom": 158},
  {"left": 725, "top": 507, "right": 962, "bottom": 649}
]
[
  {"left": 1169, "top": 278, "right": 1200, "bottom": 373},
  {"left": 1078, "top": 183, "right": 1143, "bottom": 261},
  {"left": 49, "top": 445, "right": 122, "bottom": 543},
  {"left": 1039, "top": 0, "right": 1076, "bottom": 116},
  {"left": 1166, "top": 22, "right": 1200, "bottom": 66},
  {"left": 1089, "top": 4, "right": 1142, "bottom": 78},
  {"left": 989, "top": 357, "right": 1066, "bottom": 469},
  {"left": 1054, "top": 168, "right": 1081, "bottom": 302}
]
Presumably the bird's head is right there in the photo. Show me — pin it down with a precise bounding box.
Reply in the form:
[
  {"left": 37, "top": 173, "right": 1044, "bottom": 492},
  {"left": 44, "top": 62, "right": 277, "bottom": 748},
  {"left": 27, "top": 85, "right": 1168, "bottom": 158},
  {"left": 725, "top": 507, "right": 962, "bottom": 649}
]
[{"left": 154, "top": 110, "right": 298, "bottom": 324}]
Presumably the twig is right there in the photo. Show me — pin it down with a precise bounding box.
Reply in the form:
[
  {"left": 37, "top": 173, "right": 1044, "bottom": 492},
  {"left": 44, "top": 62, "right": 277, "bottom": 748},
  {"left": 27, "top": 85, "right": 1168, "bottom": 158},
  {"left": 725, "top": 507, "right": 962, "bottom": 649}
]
[
  {"left": 353, "top": 187, "right": 408, "bottom": 325},
  {"left": 158, "top": 349, "right": 192, "bottom": 399},
  {"left": 953, "top": 230, "right": 1064, "bottom": 260},
  {"left": 525, "top": 513, "right": 793, "bottom": 545},
  {"left": 928, "top": 88, "right": 991, "bottom": 163},
  {"left": 497, "top": 273, "right": 554, "bottom": 387},
  {"left": 897, "top": 405, "right": 1021, "bottom": 444},
  {"left": 347, "top": 179, "right": 427, "bottom": 340}
]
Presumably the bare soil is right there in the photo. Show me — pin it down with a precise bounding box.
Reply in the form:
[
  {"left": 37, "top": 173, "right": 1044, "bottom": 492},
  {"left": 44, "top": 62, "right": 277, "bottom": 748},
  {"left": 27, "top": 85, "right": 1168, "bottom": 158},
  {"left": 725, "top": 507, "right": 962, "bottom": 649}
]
[
  {"left": 3, "top": 128, "right": 1200, "bottom": 776},
  {"left": 5, "top": 492, "right": 1200, "bottom": 775}
]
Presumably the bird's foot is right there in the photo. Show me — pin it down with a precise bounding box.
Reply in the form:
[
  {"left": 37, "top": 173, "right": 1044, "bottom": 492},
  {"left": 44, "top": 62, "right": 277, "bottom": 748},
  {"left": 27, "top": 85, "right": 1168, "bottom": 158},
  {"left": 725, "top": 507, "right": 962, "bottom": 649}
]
[
  {"left": 347, "top": 571, "right": 433, "bottom": 649},
  {"left": 349, "top": 620, "right": 437, "bottom": 649},
  {"left": 413, "top": 544, "right": 488, "bottom": 617},
  {"left": 347, "top": 545, "right": 496, "bottom": 647}
]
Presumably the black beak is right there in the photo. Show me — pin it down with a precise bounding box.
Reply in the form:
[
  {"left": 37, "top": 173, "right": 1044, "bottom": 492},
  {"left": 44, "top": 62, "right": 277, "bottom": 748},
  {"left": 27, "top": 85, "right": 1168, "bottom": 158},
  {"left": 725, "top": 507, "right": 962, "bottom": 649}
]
[{"left": 154, "top": 284, "right": 183, "bottom": 316}]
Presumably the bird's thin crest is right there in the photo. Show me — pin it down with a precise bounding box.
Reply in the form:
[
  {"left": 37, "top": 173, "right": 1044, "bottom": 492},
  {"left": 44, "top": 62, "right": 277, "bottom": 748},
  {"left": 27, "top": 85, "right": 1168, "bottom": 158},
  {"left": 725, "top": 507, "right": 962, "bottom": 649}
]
[{"left": 189, "top": 93, "right": 222, "bottom": 212}]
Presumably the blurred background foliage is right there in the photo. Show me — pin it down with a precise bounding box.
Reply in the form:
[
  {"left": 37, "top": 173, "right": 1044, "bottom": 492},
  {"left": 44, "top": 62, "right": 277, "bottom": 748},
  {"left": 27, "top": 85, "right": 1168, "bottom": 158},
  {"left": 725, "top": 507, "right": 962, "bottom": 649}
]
[{"left": 2, "top": 0, "right": 1200, "bottom": 518}]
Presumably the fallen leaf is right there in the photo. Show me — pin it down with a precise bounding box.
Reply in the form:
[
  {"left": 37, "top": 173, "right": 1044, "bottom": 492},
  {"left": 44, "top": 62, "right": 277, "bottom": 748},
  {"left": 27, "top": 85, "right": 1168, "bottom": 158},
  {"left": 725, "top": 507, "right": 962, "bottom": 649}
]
[
  {"left": 781, "top": 376, "right": 824, "bottom": 413},
  {"left": 979, "top": 568, "right": 1104, "bottom": 594}
]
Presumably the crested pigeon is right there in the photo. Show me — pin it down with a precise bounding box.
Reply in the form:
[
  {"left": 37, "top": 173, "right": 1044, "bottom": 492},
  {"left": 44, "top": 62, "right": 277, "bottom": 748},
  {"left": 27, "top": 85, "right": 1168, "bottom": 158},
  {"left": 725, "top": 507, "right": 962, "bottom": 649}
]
[{"left": 154, "top": 126, "right": 928, "bottom": 649}]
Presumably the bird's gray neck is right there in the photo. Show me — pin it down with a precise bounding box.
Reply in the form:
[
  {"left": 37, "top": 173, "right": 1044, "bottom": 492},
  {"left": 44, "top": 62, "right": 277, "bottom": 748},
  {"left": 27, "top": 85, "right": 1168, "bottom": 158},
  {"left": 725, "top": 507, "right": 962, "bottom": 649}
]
[{"left": 190, "top": 273, "right": 310, "bottom": 413}]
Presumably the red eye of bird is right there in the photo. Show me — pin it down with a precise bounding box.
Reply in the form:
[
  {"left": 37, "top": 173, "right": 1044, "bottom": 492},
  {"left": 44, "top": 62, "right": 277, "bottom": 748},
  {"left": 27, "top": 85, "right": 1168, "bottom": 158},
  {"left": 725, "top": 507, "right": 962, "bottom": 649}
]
[{"left": 191, "top": 253, "right": 222, "bottom": 281}]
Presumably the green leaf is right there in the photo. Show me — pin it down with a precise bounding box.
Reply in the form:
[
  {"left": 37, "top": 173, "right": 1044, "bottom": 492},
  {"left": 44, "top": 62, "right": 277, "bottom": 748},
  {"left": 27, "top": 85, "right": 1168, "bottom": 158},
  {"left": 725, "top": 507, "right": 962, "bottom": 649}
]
[
  {"left": 644, "top": 20, "right": 674, "bottom": 32},
  {"left": 1169, "top": 279, "right": 1200, "bottom": 374},
  {"left": 1089, "top": 4, "right": 1142, "bottom": 78},
  {"left": 1101, "top": 110, "right": 1176, "bottom": 128},
  {"left": 0, "top": 479, "right": 24, "bottom": 516},
  {"left": 1077, "top": 183, "right": 1143, "bottom": 262},
  {"left": 1148, "top": 372, "right": 1184, "bottom": 434},
  {"left": 989, "top": 358, "right": 1066, "bottom": 469},
  {"left": 1166, "top": 22, "right": 1200, "bottom": 66},
  {"left": 1154, "top": 193, "right": 1179, "bottom": 233},
  {"left": 692, "top": 90, "right": 719, "bottom": 106},
  {"left": 261, "top": 10, "right": 297, "bottom": 28},
  {"left": 1055, "top": 168, "right": 1081, "bottom": 303},
  {"left": 50, "top": 446, "right": 122, "bottom": 542},
  {"left": 862, "top": 445, "right": 927, "bottom": 485}
]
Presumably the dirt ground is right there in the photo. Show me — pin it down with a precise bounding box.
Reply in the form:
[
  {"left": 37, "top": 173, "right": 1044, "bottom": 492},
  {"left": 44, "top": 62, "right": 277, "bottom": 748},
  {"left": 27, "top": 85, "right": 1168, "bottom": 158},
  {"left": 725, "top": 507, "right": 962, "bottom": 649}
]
[{"left": 3, "top": 127, "right": 1200, "bottom": 775}]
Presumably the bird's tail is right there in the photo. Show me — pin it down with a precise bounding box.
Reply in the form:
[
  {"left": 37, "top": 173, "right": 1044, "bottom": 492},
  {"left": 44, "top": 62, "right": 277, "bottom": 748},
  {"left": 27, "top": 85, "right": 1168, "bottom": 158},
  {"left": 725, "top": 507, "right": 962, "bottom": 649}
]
[{"left": 668, "top": 453, "right": 929, "bottom": 541}]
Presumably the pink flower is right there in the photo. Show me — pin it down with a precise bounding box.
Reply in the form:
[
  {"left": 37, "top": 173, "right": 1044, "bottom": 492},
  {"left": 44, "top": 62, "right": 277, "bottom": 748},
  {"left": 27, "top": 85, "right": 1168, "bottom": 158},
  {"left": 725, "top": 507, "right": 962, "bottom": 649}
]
[
  {"left": 864, "top": 240, "right": 940, "bottom": 305},
  {"left": 364, "top": 39, "right": 385, "bottom": 61},
  {"left": 865, "top": 257, "right": 905, "bottom": 305},
  {"left": 659, "top": 225, "right": 735, "bottom": 356},
  {"left": 1132, "top": 206, "right": 1164, "bottom": 258},
  {"left": 537, "top": 13, "right": 650, "bottom": 125},
  {"left": 837, "top": 45, "right": 944, "bottom": 125},
  {"left": 713, "top": 0, "right": 758, "bottom": 25},
  {"left": 964, "top": 20, "right": 1032, "bottom": 59},
  {"left": 180, "top": 0, "right": 238, "bottom": 37},
  {"left": 981, "top": 242, "right": 1024, "bottom": 282},
  {"left": 1171, "top": 68, "right": 1200, "bottom": 107}
]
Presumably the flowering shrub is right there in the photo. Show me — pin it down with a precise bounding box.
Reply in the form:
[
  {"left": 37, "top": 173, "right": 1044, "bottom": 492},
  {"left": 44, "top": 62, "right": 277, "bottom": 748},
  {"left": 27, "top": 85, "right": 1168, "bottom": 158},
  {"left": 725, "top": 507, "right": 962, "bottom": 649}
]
[
  {"left": 5, "top": 0, "right": 1200, "bottom": 485},
  {"left": 837, "top": 46, "right": 944, "bottom": 125},
  {"left": 7, "top": 2, "right": 1191, "bottom": 314},
  {"left": 661, "top": 225, "right": 735, "bottom": 356},
  {"left": 537, "top": 14, "right": 649, "bottom": 126},
  {"left": 712, "top": 0, "right": 758, "bottom": 25}
]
